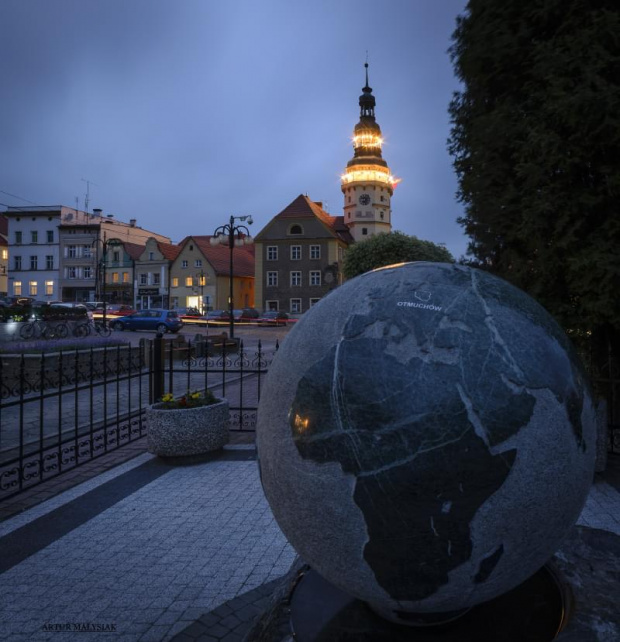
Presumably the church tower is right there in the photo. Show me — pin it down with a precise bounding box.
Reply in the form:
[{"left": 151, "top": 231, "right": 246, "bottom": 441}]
[{"left": 341, "top": 63, "right": 398, "bottom": 242}]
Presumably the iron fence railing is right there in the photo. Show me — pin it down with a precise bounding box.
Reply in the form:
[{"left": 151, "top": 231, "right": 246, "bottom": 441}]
[{"left": 0, "top": 335, "right": 278, "bottom": 502}]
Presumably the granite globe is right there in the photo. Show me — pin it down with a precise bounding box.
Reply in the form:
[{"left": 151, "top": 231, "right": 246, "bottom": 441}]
[{"left": 256, "top": 262, "right": 595, "bottom": 620}]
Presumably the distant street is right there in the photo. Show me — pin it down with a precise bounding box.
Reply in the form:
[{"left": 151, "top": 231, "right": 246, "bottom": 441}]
[{"left": 109, "top": 321, "right": 293, "bottom": 353}]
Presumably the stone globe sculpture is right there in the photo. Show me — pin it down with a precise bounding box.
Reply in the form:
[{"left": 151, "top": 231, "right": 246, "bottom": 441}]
[{"left": 256, "top": 262, "right": 596, "bottom": 623}]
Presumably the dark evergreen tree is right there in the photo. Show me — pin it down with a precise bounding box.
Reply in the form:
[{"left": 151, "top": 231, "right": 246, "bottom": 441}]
[
  {"left": 448, "top": 0, "right": 620, "bottom": 379},
  {"left": 343, "top": 231, "right": 454, "bottom": 280}
]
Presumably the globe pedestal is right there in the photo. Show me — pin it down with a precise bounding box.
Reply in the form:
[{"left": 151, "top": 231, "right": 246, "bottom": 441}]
[{"left": 288, "top": 564, "right": 571, "bottom": 641}]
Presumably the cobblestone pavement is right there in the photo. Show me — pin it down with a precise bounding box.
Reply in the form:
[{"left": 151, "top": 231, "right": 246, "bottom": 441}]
[
  {"left": 0, "top": 446, "right": 296, "bottom": 641},
  {"left": 0, "top": 442, "right": 618, "bottom": 641}
]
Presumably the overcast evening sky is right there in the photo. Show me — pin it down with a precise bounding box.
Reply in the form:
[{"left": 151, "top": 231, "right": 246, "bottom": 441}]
[{"left": 0, "top": 0, "right": 469, "bottom": 258}]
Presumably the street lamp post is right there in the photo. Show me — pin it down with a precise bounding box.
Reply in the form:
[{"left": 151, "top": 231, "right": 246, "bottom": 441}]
[
  {"left": 195, "top": 270, "right": 205, "bottom": 315},
  {"left": 95, "top": 238, "right": 123, "bottom": 329},
  {"left": 210, "top": 215, "right": 253, "bottom": 339}
]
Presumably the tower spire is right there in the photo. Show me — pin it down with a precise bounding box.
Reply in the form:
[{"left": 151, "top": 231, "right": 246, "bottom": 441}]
[{"left": 341, "top": 62, "right": 399, "bottom": 242}]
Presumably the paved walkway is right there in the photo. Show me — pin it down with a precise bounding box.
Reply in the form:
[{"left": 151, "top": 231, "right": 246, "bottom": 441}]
[
  {"left": 0, "top": 443, "right": 296, "bottom": 641},
  {"left": 0, "top": 440, "right": 619, "bottom": 641}
]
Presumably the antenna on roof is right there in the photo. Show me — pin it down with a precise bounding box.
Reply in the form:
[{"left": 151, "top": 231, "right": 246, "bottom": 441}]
[{"left": 81, "top": 178, "right": 99, "bottom": 214}]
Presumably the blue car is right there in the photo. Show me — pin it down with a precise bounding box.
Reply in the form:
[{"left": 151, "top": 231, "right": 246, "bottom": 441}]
[{"left": 111, "top": 309, "right": 183, "bottom": 334}]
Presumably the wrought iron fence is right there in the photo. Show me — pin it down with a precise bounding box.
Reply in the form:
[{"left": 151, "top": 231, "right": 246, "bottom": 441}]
[
  {"left": 150, "top": 334, "right": 278, "bottom": 431},
  {"left": 0, "top": 335, "right": 278, "bottom": 501}
]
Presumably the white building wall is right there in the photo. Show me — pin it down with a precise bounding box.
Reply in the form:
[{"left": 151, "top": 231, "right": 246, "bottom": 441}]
[{"left": 7, "top": 210, "right": 61, "bottom": 300}]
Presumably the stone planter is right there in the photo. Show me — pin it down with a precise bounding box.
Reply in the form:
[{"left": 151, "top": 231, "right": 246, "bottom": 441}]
[{"left": 145, "top": 398, "right": 230, "bottom": 457}]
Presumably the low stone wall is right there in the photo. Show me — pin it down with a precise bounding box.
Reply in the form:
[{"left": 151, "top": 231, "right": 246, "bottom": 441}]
[{"left": 0, "top": 345, "right": 145, "bottom": 395}]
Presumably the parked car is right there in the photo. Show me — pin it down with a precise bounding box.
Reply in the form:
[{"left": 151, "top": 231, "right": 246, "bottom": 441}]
[
  {"left": 238, "top": 308, "right": 260, "bottom": 322},
  {"left": 94, "top": 304, "right": 135, "bottom": 316},
  {"left": 85, "top": 301, "right": 104, "bottom": 311},
  {"left": 111, "top": 309, "right": 183, "bottom": 334},
  {"left": 258, "top": 311, "right": 289, "bottom": 326},
  {"left": 50, "top": 302, "right": 93, "bottom": 320},
  {"left": 206, "top": 310, "right": 230, "bottom": 325},
  {"left": 176, "top": 307, "right": 202, "bottom": 317},
  {"left": 176, "top": 307, "right": 208, "bottom": 326}
]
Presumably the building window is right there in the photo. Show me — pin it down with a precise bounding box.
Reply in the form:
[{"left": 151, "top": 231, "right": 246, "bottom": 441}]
[
  {"left": 267, "top": 246, "right": 278, "bottom": 261},
  {"left": 122, "top": 272, "right": 129, "bottom": 283},
  {"left": 14, "top": 256, "right": 22, "bottom": 270},
  {"left": 310, "top": 245, "right": 320, "bottom": 259},
  {"left": 172, "top": 277, "right": 179, "bottom": 287},
  {"left": 195, "top": 259, "right": 202, "bottom": 267},
  {"left": 14, "top": 281, "right": 22, "bottom": 295},
  {"left": 68, "top": 267, "right": 77, "bottom": 279},
  {"left": 362, "top": 228, "right": 368, "bottom": 235},
  {"left": 149, "top": 252, "right": 154, "bottom": 260},
  {"left": 15, "top": 231, "right": 22, "bottom": 244},
  {"left": 112, "top": 251, "right": 120, "bottom": 263},
  {"left": 290, "top": 271, "right": 302, "bottom": 286},
  {"left": 310, "top": 297, "right": 320, "bottom": 307},
  {"left": 30, "top": 255, "right": 38, "bottom": 270},
  {"left": 31, "top": 231, "right": 38, "bottom": 244},
  {"left": 266, "top": 300, "right": 279, "bottom": 311},
  {"left": 68, "top": 245, "right": 77, "bottom": 258},
  {"left": 140, "top": 274, "right": 148, "bottom": 285},
  {"left": 84, "top": 266, "right": 92, "bottom": 279},
  {"left": 267, "top": 271, "right": 278, "bottom": 287},
  {"left": 290, "top": 298, "right": 301, "bottom": 313},
  {"left": 83, "top": 246, "right": 92, "bottom": 258},
  {"left": 290, "top": 245, "right": 301, "bottom": 260},
  {"left": 45, "top": 280, "right": 53, "bottom": 296},
  {"left": 112, "top": 272, "right": 119, "bottom": 283},
  {"left": 182, "top": 260, "right": 188, "bottom": 268},
  {"left": 310, "top": 271, "right": 321, "bottom": 286},
  {"left": 289, "top": 224, "right": 303, "bottom": 235},
  {"left": 47, "top": 230, "right": 54, "bottom": 243},
  {"left": 29, "top": 281, "right": 37, "bottom": 296},
  {"left": 185, "top": 276, "right": 193, "bottom": 287},
  {"left": 1, "top": 249, "right": 6, "bottom": 260},
  {"left": 153, "top": 274, "right": 160, "bottom": 285}
]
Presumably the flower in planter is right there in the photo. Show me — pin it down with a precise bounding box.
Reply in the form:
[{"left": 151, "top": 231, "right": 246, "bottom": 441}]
[{"left": 160, "top": 389, "right": 218, "bottom": 410}]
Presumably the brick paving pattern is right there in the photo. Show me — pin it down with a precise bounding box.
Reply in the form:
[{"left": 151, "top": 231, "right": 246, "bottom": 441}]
[{"left": 0, "top": 451, "right": 297, "bottom": 641}]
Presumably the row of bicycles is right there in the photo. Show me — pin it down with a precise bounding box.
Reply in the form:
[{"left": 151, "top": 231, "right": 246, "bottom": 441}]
[{"left": 19, "top": 319, "right": 112, "bottom": 340}]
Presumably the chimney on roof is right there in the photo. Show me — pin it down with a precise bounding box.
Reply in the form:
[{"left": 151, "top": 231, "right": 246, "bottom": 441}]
[
  {"left": 314, "top": 201, "right": 323, "bottom": 209},
  {"left": 107, "top": 214, "right": 114, "bottom": 218},
  {"left": 129, "top": 218, "right": 136, "bottom": 227},
  {"left": 93, "top": 208, "right": 102, "bottom": 217}
]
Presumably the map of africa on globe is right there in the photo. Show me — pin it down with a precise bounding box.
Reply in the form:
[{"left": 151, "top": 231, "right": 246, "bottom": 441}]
[{"left": 256, "top": 262, "right": 595, "bottom": 619}]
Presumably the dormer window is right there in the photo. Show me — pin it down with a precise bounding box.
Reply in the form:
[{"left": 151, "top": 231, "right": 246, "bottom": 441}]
[{"left": 289, "top": 224, "right": 303, "bottom": 235}]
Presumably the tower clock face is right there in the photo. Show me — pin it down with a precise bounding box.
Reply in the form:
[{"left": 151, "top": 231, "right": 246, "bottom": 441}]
[{"left": 359, "top": 194, "right": 371, "bottom": 206}]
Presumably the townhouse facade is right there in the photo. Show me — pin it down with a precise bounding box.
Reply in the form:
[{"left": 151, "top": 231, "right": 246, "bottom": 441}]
[
  {"left": 254, "top": 195, "right": 351, "bottom": 313},
  {"left": 169, "top": 236, "right": 255, "bottom": 312},
  {"left": 4, "top": 206, "right": 170, "bottom": 303},
  {"left": 134, "top": 238, "right": 181, "bottom": 310},
  {"left": 0, "top": 214, "right": 8, "bottom": 296}
]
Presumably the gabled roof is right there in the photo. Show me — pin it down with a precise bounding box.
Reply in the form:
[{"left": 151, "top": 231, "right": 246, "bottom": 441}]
[
  {"left": 157, "top": 241, "right": 182, "bottom": 261},
  {"left": 123, "top": 241, "right": 146, "bottom": 261},
  {"left": 256, "top": 194, "right": 354, "bottom": 244},
  {"left": 180, "top": 236, "right": 255, "bottom": 278}
]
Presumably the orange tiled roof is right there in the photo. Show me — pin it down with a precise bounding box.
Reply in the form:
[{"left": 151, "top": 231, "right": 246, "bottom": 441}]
[
  {"left": 186, "top": 236, "right": 255, "bottom": 278},
  {"left": 157, "top": 241, "right": 182, "bottom": 261},
  {"left": 123, "top": 241, "right": 146, "bottom": 260}
]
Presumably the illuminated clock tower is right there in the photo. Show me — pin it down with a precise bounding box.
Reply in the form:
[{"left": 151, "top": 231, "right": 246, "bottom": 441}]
[{"left": 341, "top": 63, "right": 398, "bottom": 242}]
